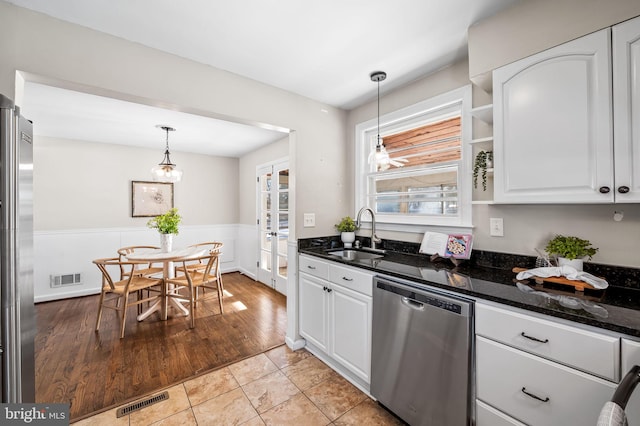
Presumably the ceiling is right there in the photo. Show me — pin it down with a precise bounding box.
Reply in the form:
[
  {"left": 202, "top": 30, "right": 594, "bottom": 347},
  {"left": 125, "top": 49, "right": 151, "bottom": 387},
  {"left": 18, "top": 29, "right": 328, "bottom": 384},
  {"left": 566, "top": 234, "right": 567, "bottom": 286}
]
[{"left": 7, "top": 0, "right": 521, "bottom": 156}]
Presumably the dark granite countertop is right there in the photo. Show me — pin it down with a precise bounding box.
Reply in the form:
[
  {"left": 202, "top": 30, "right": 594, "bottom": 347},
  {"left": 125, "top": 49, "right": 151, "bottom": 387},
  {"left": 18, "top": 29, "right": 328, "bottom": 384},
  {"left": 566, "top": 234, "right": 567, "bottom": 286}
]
[{"left": 298, "top": 237, "right": 640, "bottom": 338}]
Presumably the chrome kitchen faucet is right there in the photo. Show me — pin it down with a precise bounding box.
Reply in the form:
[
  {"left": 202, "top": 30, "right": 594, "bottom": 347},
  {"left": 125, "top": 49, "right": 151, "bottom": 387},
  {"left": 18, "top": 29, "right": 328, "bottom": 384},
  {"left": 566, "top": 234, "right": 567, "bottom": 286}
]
[{"left": 356, "top": 207, "right": 383, "bottom": 252}]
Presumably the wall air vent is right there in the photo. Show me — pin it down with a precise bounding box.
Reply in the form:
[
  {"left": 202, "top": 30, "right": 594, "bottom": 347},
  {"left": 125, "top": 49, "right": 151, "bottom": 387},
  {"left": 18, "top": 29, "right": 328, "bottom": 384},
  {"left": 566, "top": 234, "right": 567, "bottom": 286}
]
[{"left": 50, "top": 273, "right": 82, "bottom": 288}]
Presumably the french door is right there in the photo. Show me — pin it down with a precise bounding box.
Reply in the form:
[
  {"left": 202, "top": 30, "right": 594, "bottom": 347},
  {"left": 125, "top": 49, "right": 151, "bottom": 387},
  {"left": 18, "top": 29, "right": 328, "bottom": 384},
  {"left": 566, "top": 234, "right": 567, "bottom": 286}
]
[{"left": 257, "top": 160, "right": 288, "bottom": 294}]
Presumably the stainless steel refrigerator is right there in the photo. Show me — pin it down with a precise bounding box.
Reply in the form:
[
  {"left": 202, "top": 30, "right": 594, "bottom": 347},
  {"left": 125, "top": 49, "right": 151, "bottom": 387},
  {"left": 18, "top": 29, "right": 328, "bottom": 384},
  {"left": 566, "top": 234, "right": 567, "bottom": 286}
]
[{"left": 0, "top": 93, "right": 35, "bottom": 403}]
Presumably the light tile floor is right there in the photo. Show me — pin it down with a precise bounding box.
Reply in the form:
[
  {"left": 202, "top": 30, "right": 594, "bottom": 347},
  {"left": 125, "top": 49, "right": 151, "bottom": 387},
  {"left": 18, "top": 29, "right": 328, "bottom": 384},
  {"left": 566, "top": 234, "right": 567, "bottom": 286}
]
[{"left": 73, "top": 345, "right": 404, "bottom": 425}]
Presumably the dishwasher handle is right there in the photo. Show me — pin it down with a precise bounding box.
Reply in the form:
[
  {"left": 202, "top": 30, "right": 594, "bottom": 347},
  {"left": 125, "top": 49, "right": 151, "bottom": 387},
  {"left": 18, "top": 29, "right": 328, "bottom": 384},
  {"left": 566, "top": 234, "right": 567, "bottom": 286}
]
[{"left": 401, "top": 296, "right": 425, "bottom": 311}]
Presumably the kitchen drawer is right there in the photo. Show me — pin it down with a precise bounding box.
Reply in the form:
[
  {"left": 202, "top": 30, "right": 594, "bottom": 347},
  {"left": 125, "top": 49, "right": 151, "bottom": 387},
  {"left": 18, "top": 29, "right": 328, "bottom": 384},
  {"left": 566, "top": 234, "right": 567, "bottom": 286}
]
[
  {"left": 476, "top": 302, "right": 619, "bottom": 381},
  {"left": 299, "top": 255, "right": 329, "bottom": 280},
  {"left": 328, "top": 263, "right": 373, "bottom": 296},
  {"left": 477, "top": 400, "right": 526, "bottom": 426},
  {"left": 477, "top": 336, "right": 616, "bottom": 426}
]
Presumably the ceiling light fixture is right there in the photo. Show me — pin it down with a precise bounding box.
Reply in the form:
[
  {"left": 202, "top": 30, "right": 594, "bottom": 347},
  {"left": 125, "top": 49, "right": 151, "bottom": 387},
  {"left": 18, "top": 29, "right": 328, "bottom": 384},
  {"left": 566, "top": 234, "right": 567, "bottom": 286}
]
[
  {"left": 151, "top": 125, "right": 183, "bottom": 183},
  {"left": 369, "top": 71, "right": 390, "bottom": 171}
]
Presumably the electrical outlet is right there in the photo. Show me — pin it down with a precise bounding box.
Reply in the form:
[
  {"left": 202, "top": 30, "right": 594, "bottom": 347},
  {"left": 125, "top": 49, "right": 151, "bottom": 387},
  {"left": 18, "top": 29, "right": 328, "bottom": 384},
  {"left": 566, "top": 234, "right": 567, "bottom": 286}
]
[
  {"left": 303, "top": 213, "right": 315, "bottom": 227},
  {"left": 490, "top": 217, "right": 504, "bottom": 237}
]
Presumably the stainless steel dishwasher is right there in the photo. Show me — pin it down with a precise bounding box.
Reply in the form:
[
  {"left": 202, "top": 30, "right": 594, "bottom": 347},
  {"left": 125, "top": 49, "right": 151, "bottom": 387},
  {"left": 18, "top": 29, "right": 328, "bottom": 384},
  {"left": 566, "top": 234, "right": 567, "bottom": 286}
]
[{"left": 371, "top": 276, "right": 474, "bottom": 426}]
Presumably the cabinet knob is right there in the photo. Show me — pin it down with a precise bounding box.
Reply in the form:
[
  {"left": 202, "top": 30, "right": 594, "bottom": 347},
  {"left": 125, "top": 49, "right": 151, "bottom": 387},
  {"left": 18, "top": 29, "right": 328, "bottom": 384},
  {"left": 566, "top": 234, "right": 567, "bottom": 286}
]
[
  {"left": 599, "top": 186, "right": 610, "bottom": 194},
  {"left": 618, "top": 186, "right": 630, "bottom": 194}
]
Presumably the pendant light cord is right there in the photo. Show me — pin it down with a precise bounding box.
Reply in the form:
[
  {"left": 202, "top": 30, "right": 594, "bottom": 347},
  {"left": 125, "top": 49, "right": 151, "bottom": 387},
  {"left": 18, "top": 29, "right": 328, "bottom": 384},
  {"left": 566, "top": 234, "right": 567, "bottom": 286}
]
[{"left": 377, "top": 79, "right": 380, "bottom": 147}]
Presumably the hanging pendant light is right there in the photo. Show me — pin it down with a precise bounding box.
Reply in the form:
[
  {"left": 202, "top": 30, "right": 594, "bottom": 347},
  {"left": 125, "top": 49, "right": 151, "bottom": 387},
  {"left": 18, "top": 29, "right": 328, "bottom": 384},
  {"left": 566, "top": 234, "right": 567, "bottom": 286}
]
[
  {"left": 151, "top": 125, "right": 183, "bottom": 182},
  {"left": 368, "top": 71, "right": 390, "bottom": 171}
]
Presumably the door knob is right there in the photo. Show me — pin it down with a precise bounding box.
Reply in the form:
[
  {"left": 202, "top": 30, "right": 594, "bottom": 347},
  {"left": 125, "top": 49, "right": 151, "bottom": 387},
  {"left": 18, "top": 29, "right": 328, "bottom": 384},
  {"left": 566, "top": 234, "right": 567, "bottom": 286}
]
[
  {"left": 599, "top": 186, "right": 610, "bottom": 194},
  {"left": 618, "top": 186, "right": 630, "bottom": 194}
]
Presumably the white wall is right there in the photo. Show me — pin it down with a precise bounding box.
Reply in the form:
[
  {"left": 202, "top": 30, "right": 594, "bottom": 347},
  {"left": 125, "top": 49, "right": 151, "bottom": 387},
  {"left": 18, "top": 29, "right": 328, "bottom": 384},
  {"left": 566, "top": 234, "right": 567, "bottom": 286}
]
[{"left": 34, "top": 137, "right": 238, "bottom": 230}]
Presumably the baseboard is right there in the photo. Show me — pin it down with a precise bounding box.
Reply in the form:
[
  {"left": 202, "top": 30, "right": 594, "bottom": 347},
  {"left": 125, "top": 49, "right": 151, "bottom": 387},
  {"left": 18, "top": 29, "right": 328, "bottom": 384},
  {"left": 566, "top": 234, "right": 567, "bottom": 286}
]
[
  {"left": 285, "top": 336, "right": 306, "bottom": 351},
  {"left": 35, "top": 288, "right": 100, "bottom": 303},
  {"left": 237, "top": 267, "right": 256, "bottom": 280}
]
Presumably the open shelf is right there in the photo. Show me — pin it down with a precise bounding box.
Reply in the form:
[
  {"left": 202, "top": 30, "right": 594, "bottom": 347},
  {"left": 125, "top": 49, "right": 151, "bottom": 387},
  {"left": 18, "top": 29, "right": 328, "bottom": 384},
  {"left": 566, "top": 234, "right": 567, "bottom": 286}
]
[
  {"left": 470, "top": 136, "right": 493, "bottom": 144},
  {"left": 471, "top": 104, "right": 493, "bottom": 124}
]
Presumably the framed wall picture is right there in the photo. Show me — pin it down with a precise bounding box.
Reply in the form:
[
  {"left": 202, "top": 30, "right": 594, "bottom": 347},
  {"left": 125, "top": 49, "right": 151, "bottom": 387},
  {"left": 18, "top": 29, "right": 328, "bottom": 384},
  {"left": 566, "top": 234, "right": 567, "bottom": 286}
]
[{"left": 131, "top": 181, "right": 174, "bottom": 217}]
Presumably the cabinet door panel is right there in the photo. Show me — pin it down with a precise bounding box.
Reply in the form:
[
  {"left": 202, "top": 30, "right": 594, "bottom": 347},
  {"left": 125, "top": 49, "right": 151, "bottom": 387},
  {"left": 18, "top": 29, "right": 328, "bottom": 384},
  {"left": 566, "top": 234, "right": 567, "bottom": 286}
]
[
  {"left": 613, "top": 15, "right": 640, "bottom": 202},
  {"left": 329, "top": 284, "right": 371, "bottom": 382},
  {"left": 299, "top": 273, "right": 329, "bottom": 352},
  {"left": 493, "top": 29, "right": 613, "bottom": 203}
]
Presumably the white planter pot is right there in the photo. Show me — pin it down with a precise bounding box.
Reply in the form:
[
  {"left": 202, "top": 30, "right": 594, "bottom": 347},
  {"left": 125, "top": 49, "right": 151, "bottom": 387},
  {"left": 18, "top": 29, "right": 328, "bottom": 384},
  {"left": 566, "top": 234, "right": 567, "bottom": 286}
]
[
  {"left": 557, "top": 257, "right": 584, "bottom": 271},
  {"left": 160, "top": 233, "right": 174, "bottom": 253},
  {"left": 341, "top": 232, "right": 356, "bottom": 248}
]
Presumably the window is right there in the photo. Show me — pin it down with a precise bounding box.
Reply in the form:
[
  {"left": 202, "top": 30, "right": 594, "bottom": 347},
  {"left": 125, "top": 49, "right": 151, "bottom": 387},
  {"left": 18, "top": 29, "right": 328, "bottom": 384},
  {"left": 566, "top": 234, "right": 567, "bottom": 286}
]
[{"left": 355, "top": 86, "right": 472, "bottom": 229}]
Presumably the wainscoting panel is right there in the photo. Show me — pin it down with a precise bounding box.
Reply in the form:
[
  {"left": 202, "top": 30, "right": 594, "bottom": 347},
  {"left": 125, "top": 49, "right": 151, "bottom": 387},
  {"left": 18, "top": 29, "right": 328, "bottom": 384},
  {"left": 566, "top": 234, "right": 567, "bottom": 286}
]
[{"left": 34, "top": 225, "right": 243, "bottom": 302}]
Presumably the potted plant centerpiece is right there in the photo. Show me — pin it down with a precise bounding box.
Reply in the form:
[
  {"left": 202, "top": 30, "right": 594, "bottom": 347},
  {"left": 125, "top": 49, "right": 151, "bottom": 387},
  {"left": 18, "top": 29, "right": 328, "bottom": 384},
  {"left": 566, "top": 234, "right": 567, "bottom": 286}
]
[
  {"left": 473, "top": 150, "right": 493, "bottom": 191},
  {"left": 544, "top": 234, "right": 598, "bottom": 271},
  {"left": 147, "top": 208, "right": 182, "bottom": 252},
  {"left": 335, "top": 216, "right": 358, "bottom": 248}
]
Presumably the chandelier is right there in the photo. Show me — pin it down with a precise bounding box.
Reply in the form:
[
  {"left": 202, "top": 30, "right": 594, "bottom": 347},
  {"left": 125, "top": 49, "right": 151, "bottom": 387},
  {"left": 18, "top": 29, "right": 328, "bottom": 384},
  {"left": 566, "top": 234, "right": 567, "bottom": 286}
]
[{"left": 151, "top": 125, "right": 183, "bottom": 183}]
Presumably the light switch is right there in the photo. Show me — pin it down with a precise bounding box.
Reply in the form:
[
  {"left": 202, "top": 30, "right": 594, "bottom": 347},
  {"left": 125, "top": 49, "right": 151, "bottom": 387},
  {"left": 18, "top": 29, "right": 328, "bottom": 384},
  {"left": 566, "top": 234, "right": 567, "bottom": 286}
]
[
  {"left": 303, "top": 213, "right": 315, "bottom": 227},
  {"left": 490, "top": 217, "right": 504, "bottom": 237}
]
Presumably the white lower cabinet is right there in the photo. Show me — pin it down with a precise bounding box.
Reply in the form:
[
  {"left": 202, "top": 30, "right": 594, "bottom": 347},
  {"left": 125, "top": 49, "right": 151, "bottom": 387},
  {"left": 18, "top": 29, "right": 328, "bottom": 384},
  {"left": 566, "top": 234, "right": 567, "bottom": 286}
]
[
  {"left": 298, "top": 255, "right": 373, "bottom": 384},
  {"left": 476, "top": 302, "right": 620, "bottom": 426}
]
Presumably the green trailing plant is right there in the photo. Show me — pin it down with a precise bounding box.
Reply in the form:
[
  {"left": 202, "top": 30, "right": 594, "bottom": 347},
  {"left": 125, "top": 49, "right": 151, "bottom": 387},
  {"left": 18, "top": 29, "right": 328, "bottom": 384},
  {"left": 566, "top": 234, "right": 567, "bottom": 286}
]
[
  {"left": 147, "top": 208, "right": 182, "bottom": 234},
  {"left": 335, "top": 216, "right": 358, "bottom": 233},
  {"left": 473, "top": 150, "right": 493, "bottom": 191},
  {"left": 544, "top": 235, "right": 598, "bottom": 260}
]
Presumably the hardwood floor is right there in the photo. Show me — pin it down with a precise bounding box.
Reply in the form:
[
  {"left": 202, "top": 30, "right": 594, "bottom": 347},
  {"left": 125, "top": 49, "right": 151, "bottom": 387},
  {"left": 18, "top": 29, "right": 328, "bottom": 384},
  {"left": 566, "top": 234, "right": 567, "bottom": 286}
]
[{"left": 35, "top": 272, "right": 287, "bottom": 421}]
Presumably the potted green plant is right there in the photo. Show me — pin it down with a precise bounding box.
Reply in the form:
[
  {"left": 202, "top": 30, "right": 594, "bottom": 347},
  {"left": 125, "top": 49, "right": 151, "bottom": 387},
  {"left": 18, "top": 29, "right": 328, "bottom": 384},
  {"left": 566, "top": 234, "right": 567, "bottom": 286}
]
[
  {"left": 473, "top": 150, "right": 493, "bottom": 191},
  {"left": 544, "top": 234, "right": 598, "bottom": 271},
  {"left": 335, "top": 216, "right": 358, "bottom": 248},
  {"left": 147, "top": 208, "right": 182, "bottom": 252}
]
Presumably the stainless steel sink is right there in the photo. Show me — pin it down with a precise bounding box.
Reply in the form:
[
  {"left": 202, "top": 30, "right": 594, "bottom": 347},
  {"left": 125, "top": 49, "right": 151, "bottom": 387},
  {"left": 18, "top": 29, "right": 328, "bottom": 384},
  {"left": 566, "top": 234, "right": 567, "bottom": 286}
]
[{"left": 328, "top": 249, "right": 384, "bottom": 261}]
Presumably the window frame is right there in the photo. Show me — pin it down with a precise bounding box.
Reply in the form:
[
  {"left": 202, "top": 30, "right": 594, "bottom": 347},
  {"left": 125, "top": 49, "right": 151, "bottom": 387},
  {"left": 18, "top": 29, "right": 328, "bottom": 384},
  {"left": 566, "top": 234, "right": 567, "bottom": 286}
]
[{"left": 355, "top": 85, "right": 472, "bottom": 231}]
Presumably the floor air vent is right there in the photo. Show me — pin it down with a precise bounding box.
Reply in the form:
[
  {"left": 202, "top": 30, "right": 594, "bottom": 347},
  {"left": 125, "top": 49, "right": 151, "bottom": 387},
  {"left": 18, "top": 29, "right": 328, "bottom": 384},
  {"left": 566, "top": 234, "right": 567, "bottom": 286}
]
[
  {"left": 116, "top": 391, "right": 169, "bottom": 417},
  {"left": 50, "top": 273, "right": 82, "bottom": 288}
]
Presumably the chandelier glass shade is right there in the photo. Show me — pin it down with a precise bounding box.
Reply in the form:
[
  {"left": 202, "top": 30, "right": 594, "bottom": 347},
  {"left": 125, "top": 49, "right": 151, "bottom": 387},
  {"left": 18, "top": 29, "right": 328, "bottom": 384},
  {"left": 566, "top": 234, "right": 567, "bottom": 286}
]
[{"left": 151, "top": 125, "right": 183, "bottom": 183}]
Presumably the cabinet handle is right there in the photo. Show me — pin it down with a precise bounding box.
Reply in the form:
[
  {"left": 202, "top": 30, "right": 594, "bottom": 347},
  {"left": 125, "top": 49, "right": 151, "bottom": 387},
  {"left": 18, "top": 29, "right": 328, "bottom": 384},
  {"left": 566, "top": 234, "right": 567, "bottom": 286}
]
[
  {"left": 521, "top": 387, "right": 550, "bottom": 403},
  {"left": 322, "top": 286, "right": 328, "bottom": 292},
  {"left": 520, "top": 332, "right": 548, "bottom": 343},
  {"left": 326, "top": 288, "right": 332, "bottom": 293},
  {"left": 618, "top": 186, "right": 630, "bottom": 194},
  {"left": 342, "top": 277, "right": 354, "bottom": 281},
  {"left": 307, "top": 265, "right": 316, "bottom": 270},
  {"left": 599, "top": 186, "right": 610, "bottom": 194}
]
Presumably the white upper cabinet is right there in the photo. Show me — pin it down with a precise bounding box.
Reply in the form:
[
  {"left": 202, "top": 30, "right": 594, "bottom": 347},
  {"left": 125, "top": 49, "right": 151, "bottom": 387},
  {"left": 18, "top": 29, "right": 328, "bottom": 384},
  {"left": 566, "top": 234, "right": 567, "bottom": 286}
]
[
  {"left": 613, "top": 15, "right": 640, "bottom": 203},
  {"left": 493, "top": 29, "right": 614, "bottom": 203}
]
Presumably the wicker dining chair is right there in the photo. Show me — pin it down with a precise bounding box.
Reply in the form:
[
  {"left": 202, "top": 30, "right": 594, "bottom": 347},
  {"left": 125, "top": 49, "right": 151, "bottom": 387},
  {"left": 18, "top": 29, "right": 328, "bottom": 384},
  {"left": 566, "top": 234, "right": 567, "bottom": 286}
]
[
  {"left": 93, "top": 257, "right": 163, "bottom": 338},
  {"left": 117, "top": 245, "right": 164, "bottom": 279},
  {"left": 166, "top": 251, "right": 223, "bottom": 329},
  {"left": 175, "top": 241, "right": 224, "bottom": 291}
]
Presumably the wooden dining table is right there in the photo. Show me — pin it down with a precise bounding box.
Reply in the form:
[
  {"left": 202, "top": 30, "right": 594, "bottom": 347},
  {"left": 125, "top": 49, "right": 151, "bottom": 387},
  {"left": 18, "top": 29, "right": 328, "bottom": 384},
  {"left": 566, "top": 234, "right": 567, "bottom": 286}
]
[{"left": 126, "top": 246, "right": 207, "bottom": 321}]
